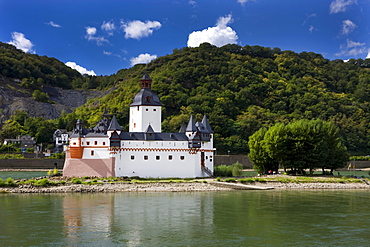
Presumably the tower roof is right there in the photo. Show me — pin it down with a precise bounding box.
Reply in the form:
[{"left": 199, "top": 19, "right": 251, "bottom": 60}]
[
  {"left": 186, "top": 115, "right": 197, "bottom": 132},
  {"left": 130, "top": 88, "right": 162, "bottom": 106},
  {"left": 108, "top": 115, "right": 122, "bottom": 131},
  {"left": 201, "top": 114, "right": 213, "bottom": 133},
  {"left": 131, "top": 73, "right": 162, "bottom": 106}
]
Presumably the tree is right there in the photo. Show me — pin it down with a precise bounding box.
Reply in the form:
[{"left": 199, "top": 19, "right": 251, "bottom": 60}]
[{"left": 248, "top": 119, "right": 348, "bottom": 174}]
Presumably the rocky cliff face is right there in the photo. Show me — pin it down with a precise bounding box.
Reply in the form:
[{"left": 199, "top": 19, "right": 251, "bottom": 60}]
[{"left": 0, "top": 78, "right": 106, "bottom": 122}]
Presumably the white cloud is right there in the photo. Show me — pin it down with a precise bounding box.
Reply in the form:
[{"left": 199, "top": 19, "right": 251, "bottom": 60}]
[
  {"left": 65, "top": 62, "right": 96, "bottom": 76},
  {"left": 101, "top": 21, "right": 115, "bottom": 35},
  {"left": 237, "top": 0, "right": 255, "bottom": 5},
  {"left": 342, "top": 20, "right": 356, "bottom": 35},
  {"left": 366, "top": 50, "right": 370, "bottom": 59},
  {"left": 309, "top": 25, "right": 317, "bottom": 33},
  {"left": 330, "top": 0, "right": 357, "bottom": 14},
  {"left": 8, "top": 32, "right": 35, "bottom": 53},
  {"left": 187, "top": 14, "right": 238, "bottom": 48},
  {"left": 85, "top": 26, "right": 108, "bottom": 45},
  {"left": 122, "top": 20, "right": 162, "bottom": 39},
  {"left": 130, "top": 53, "right": 157, "bottom": 66},
  {"left": 86, "top": 26, "right": 97, "bottom": 36},
  {"left": 189, "top": 0, "right": 197, "bottom": 6},
  {"left": 336, "top": 39, "right": 367, "bottom": 57},
  {"left": 103, "top": 50, "right": 121, "bottom": 58},
  {"left": 47, "top": 21, "right": 61, "bottom": 28}
]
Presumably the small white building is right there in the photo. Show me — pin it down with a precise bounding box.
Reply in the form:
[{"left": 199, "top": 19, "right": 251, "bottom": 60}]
[{"left": 63, "top": 74, "right": 215, "bottom": 178}]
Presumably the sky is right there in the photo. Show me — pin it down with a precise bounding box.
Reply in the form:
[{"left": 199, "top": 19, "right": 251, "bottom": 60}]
[{"left": 1, "top": 0, "right": 369, "bottom": 76}]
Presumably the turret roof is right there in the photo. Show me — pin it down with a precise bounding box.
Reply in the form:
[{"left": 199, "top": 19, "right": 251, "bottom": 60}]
[
  {"left": 186, "top": 115, "right": 197, "bottom": 132},
  {"left": 108, "top": 115, "right": 122, "bottom": 131},
  {"left": 130, "top": 88, "right": 162, "bottom": 106}
]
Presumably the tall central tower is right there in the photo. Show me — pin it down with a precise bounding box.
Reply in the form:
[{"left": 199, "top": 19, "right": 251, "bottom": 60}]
[{"left": 129, "top": 74, "right": 162, "bottom": 132}]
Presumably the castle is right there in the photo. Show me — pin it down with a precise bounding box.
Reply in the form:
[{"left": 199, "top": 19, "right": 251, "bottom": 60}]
[{"left": 63, "top": 74, "right": 215, "bottom": 178}]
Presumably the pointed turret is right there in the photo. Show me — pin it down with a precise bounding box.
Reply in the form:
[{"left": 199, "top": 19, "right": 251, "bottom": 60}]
[
  {"left": 108, "top": 115, "right": 122, "bottom": 131},
  {"left": 201, "top": 114, "right": 213, "bottom": 133},
  {"left": 179, "top": 122, "right": 187, "bottom": 133},
  {"left": 186, "top": 115, "right": 197, "bottom": 133}
]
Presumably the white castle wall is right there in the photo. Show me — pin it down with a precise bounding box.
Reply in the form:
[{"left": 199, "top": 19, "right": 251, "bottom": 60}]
[{"left": 129, "top": 105, "right": 162, "bottom": 132}]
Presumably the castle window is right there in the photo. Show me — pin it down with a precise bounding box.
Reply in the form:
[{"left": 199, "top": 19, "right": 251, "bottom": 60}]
[
  {"left": 144, "top": 155, "right": 148, "bottom": 160},
  {"left": 94, "top": 141, "right": 98, "bottom": 145},
  {"left": 153, "top": 109, "right": 156, "bottom": 111},
  {"left": 91, "top": 150, "right": 94, "bottom": 156},
  {"left": 168, "top": 155, "right": 173, "bottom": 160},
  {"left": 180, "top": 156, "right": 185, "bottom": 160},
  {"left": 156, "top": 155, "right": 160, "bottom": 160},
  {"left": 137, "top": 106, "right": 139, "bottom": 111},
  {"left": 145, "top": 96, "right": 151, "bottom": 103},
  {"left": 73, "top": 142, "right": 76, "bottom": 145},
  {"left": 146, "top": 109, "right": 148, "bottom": 111},
  {"left": 131, "top": 155, "right": 135, "bottom": 160},
  {"left": 86, "top": 141, "right": 90, "bottom": 145},
  {"left": 103, "top": 142, "right": 106, "bottom": 145}
]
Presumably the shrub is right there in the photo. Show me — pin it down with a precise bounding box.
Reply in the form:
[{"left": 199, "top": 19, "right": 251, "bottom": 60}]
[
  {"left": 0, "top": 178, "right": 4, "bottom": 187},
  {"left": 224, "top": 178, "right": 236, "bottom": 183},
  {"left": 71, "top": 178, "right": 82, "bottom": 184},
  {"left": 49, "top": 152, "right": 65, "bottom": 159},
  {"left": 215, "top": 177, "right": 221, "bottom": 181},
  {"left": 214, "top": 165, "right": 232, "bottom": 177},
  {"left": 231, "top": 161, "right": 243, "bottom": 176},
  {"left": 34, "top": 178, "right": 53, "bottom": 187},
  {"left": 239, "top": 178, "right": 255, "bottom": 183},
  {"left": 5, "top": 178, "right": 16, "bottom": 187}
]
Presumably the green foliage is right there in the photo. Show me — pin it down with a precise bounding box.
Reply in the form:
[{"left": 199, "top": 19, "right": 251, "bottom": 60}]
[
  {"left": 71, "top": 178, "right": 82, "bottom": 184},
  {"left": 0, "top": 154, "right": 24, "bottom": 159},
  {"left": 231, "top": 161, "right": 243, "bottom": 176},
  {"left": 32, "top": 90, "right": 50, "bottom": 103},
  {"left": 49, "top": 153, "right": 65, "bottom": 159},
  {"left": 3, "top": 42, "right": 370, "bottom": 155},
  {"left": 224, "top": 178, "right": 236, "bottom": 182},
  {"left": 349, "top": 156, "right": 370, "bottom": 161},
  {"left": 5, "top": 178, "right": 16, "bottom": 187},
  {"left": 249, "top": 119, "right": 349, "bottom": 174},
  {"left": 214, "top": 165, "right": 233, "bottom": 177}
]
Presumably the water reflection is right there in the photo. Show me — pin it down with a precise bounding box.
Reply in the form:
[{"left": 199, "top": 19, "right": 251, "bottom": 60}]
[
  {"left": 63, "top": 194, "right": 114, "bottom": 245},
  {"left": 61, "top": 193, "right": 214, "bottom": 246}
]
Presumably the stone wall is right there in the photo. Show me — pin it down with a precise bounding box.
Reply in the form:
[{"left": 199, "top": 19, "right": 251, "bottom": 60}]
[
  {"left": 214, "top": 155, "right": 253, "bottom": 168},
  {"left": 0, "top": 159, "right": 64, "bottom": 170}
]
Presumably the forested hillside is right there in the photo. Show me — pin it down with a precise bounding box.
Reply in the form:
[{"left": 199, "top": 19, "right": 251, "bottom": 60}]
[
  {"left": 0, "top": 42, "right": 116, "bottom": 89},
  {"left": 2, "top": 42, "right": 370, "bottom": 155},
  {"left": 67, "top": 43, "right": 370, "bottom": 155}
]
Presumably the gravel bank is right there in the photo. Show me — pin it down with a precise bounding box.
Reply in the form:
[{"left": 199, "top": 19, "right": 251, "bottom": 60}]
[
  {"left": 2, "top": 180, "right": 370, "bottom": 193},
  {"left": 2, "top": 182, "right": 232, "bottom": 193}
]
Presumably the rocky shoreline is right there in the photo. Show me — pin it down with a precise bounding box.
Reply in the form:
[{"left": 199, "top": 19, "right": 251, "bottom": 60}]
[{"left": 2, "top": 180, "right": 370, "bottom": 193}]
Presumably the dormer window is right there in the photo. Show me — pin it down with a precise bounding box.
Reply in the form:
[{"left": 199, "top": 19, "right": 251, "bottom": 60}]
[{"left": 145, "top": 96, "right": 151, "bottom": 103}]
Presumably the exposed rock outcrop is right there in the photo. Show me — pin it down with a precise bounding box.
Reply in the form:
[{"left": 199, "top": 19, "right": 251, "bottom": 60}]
[{"left": 0, "top": 77, "right": 109, "bottom": 122}]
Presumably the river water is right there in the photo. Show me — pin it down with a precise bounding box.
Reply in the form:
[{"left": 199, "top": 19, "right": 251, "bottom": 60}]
[{"left": 1, "top": 190, "right": 369, "bottom": 246}]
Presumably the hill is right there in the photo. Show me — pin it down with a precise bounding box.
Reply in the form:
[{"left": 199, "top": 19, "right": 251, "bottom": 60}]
[
  {"left": 68, "top": 43, "right": 370, "bottom": 155},
  {"left": 2, "top": 42, "right": 370, "bottom": 155}
]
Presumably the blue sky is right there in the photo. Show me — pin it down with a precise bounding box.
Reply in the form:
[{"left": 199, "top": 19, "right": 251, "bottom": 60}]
[{"left": 1, "top": 0, "right": 369, "bottom": 76}]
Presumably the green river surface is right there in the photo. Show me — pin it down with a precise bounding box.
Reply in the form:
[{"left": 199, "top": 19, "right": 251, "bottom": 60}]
[{"left": 1, "top": 190, "right": 370, "bottom": 246}]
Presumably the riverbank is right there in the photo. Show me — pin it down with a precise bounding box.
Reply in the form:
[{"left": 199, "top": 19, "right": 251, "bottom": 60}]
[{"left": 2, "top": 178, "right": 370, "bottom": 193}]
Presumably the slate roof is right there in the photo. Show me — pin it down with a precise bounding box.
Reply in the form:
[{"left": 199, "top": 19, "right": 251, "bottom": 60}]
[
  {"left": 119, "top": 132, "right": 188, "bottom": 141},
  {"left": 130, "top": 88, "right": 162, "bottom": 106}
]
